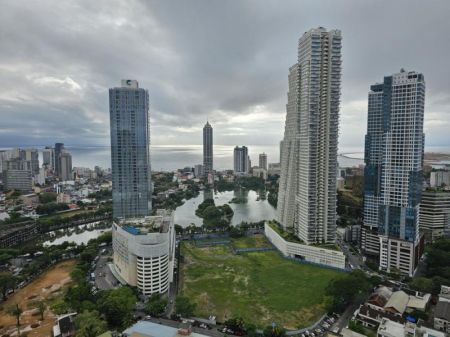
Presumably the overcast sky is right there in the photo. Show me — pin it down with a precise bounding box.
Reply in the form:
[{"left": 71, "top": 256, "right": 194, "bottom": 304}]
[{"left": 1, "top": 0, "right": 449, "bottom": 151}]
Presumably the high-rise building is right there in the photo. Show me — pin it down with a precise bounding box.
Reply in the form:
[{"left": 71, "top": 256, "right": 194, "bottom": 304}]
[
  {"left": 2, "top": 158, "right": 33, "bottom": 192},
  {"left": 277, "top": 27, "right": 342, "bottom": 244},
  {"left": 60, "top": 151, "right": 73, "bottom": 181},
  {"left": 54, "top": 143, "right": 64, "bottom": 177},
  {"left": 42, "top": 147, "right": 55, "bottom": 169},
  {"left": 259, "top": 153, "right": 268, "bottom": 171},
  {"left": 203, "top": 121, "right": 213, "bottom": 177},
  {"left": 20, "top": 149, "right": 39, "bottom": 175},
  {"left": 109, "top": 80, "right": 152, "bottom": 218},
  {"left": 420, "top": 191, "right": 450, "bottom": 243},
  {"left": 234, "top": 146, "right": 249, "bottom": 175},
  {"left": 194, "top": 164, "right": 204, "bottom": 178},
  {"left": 363, "top": 70, "right": 425, "bottom": 276}
]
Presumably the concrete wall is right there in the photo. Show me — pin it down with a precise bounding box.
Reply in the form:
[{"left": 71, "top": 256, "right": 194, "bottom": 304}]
[{"left": 264, "top": 223, "right": 346, "bottom": 270}]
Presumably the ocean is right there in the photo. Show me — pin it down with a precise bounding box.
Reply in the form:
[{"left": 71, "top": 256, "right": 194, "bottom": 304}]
[{"left": 2, "top": 144, "right": 449, "bottom": 171}]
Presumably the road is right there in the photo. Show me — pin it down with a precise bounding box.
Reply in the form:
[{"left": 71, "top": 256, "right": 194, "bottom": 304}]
[
  {"left": 94, "top": 247, "right": 117, "bottom": 290},
  {"left": 330, "top": 303, "right": 359, "bottom": 333},
  {"left": 336, "top": 237, "right": 365, "bottom": 271}
]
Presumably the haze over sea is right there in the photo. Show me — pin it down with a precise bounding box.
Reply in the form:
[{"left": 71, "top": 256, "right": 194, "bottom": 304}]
[{"left": 3, "top": 144, "right": 450, "bottom": 171}]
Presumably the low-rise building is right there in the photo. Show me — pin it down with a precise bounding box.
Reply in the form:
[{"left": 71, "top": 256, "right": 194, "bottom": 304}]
[
  {"left": 264, "top": 222, "right": 346, "bottom": 269},
  {"left": 252, "top": 167, "right": 267, "bottom": 180},
  {"left": 377, "top": 318, "right": 446, "bottom": 337},
  {"left": 268, "top": 163, "right": 281, "bottom": 176},
  {"left": 434, "top": 300, "right": 450, "bottom": 334},
  {"left": 112, "top": 209, "right": 175, "bottom": 295},
  {"left": 52, "top": 312, "right": 77, "bottom": 337}
]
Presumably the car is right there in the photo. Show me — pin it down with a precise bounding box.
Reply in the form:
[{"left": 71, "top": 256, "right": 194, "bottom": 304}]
[{"left": 145, "top": 315, "right": 151, "bottom": 320}]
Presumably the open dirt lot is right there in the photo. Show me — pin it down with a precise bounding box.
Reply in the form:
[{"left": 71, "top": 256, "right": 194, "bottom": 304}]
[{"left": 0, "top": 259, "right": 76, "bottom": 337}]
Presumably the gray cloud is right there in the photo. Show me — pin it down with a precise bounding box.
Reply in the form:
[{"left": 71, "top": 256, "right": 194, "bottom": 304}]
[{"left": 0, "top": 0, "right": 449, "bottom": 150}]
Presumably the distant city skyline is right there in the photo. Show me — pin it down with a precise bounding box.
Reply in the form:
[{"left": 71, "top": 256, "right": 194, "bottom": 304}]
[{"left": 1, "top": 1, "right": 450, "bottom": 150}]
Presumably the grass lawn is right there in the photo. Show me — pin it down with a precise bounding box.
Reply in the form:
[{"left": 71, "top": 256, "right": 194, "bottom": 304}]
[
  {"left": 180, "top": 235, "right": 344, "bottom": 329},
  {"left": 232, "top": 235, "right": 272, "bottom": 249}
]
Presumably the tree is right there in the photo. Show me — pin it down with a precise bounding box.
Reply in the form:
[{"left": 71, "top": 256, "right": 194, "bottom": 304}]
[
  {"left": 145, "top": 293, "right": 168, "bottom": 317},
  {"left": 38, "top": 192, "right": 57, "bottom": 204},
  {"left": 97, "top": 286, "right": 136, "bottom": 329},
  {"left": 0, "top": 272, "right": 16, "bottom": 301},
  {"left": 175, "top": 295, "right": 196, "bottom": 317},
  {"left": 7, "top": 304, "right": 23, "bottom": 335},
  {"left": 175, "top": 224, "right": 183, "bottom": 235},
  {"left": 74, "top": 310, "right": 108, "bottom": 337},
  {"left": 326, "top": 270, "right": 374, "bottom": 313},
  {"left": 263, "top": 325, "right": 286, "bottom": 337},
  {"left": 37, "top": 300, "right": 46, "bottom": 320},
  {"left": 409, "top": 277, "right": 434, "bottom": 293}
]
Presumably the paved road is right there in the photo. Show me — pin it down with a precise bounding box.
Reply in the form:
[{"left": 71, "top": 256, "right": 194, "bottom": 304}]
[
  {"left": 94, "top": 248, "right": 117, "bottom": 290},
  {"left": 336, "top": 238, "right": 364, "bottom": 270},
  {"left": 330, "top": 303, "right": 359, "bottom": 333}
]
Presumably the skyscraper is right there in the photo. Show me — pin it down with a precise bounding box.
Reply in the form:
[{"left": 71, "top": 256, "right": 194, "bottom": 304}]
[
  {"left": 363, "top": 70, "right": 425, "bottom": 276},
  {"left": 60, "top": 151, "right": 72, "bottom": 181},
  {"left": 42, "top": 147, "right": 55, "bottom": 169},
  {"left": 109, "top": 80, "right": 152, "bottom": 219},
  {"left": 259, "top": 153, "right": 267, "bottom": 171},
  {"left": 234, "top": 146, "right": 249, "bottom": 175},
  {"left": 203, "top": 121, "right": 213, "bottom": 177},
  {"left": 54, "top": 143, "right": 64, "bottom": 177},
  {"left": 277, "top": 27, "right": 342, "bottom": 244}
]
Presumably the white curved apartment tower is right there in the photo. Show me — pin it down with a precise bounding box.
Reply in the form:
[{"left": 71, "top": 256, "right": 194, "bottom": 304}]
[
  {"left": 112, "top": 210, "right": 175, "bottom": 295},
  {"left": 278, "top": 27, "right": 342, "bottom": 244}
]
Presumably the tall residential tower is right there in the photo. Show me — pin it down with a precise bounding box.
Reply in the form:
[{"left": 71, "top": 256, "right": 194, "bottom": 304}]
[
  {"left": 277, "top": 27, "right": 342, "bottom": 244},
  {"left": 363, "top": 70, "right": 425, "bottom": 276},
  {"left": 109, "top": 80, "right": 152, "bottom": 219},
  {"left": 203, "top": 121, "right": 213, "bottom": 177}
]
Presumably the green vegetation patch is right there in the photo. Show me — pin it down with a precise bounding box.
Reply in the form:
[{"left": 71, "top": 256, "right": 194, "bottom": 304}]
[
  {"left": 180, "top": 240, "right": 343, "bottom": 329},
  {"left": 232, "top": 234, "right": 272, "bottom": 249}
]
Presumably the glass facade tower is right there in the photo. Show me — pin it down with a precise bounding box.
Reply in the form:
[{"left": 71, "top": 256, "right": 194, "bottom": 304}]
[
  {"left": 109, "top": 80, "right": 152, "bottom": 219},
  {"left": 203, "top": 121, "right": 213, "bottom": 177},
  {"left": 363, "top": 70, "right": 425, "bottom": 276}
]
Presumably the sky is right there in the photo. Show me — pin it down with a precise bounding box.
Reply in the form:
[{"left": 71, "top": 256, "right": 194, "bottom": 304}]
[{"left": 1, "top": 0, "right": 450, "bottom": 151}]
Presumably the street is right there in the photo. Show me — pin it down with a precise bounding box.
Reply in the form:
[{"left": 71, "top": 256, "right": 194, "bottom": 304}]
[{"left": 94, "top": 247, "right": 117, "bottom": 290}]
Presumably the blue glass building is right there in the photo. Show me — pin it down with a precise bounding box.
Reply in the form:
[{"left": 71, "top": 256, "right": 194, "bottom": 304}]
[
  {"left": 362, "top": 70, "right": 425, "bottom": 276},
  {"left": 109, "top": 80, "right": 152, "bottom": 219}
]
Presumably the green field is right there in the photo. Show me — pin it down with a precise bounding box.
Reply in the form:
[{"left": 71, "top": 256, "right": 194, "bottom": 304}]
[{"left": 180, "top": 235, "right": 344, "bottom": 329}]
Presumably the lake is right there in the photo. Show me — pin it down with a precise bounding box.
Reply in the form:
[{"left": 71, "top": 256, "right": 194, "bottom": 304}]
[
  {"left": 174, "top": 189, "right": 277, "bottom": 227},
  {"left": 43, "top": 222, "right": 111, "bottom": 246}
]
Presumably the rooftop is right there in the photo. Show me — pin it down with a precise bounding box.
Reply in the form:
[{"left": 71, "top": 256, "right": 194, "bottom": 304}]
[
  {"left": 267, "top": 221, "right": 341, "bottom": 251},
  {"left": 377, "top": 318, "right": 405, "bottom": 337},
  {"left": 122, "top": 321, "right": 209, "bottom": 337},
  {"left": 116, "top": 210, "right": 172, "bottom": 235}
]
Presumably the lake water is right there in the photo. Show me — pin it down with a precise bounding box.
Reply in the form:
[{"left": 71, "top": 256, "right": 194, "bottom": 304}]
[
  {"left": 43, "top": 222, "right": 111, "bottom": 246},
  {"left": 174, "top": 189, "right": 277, "bottom": 227}
]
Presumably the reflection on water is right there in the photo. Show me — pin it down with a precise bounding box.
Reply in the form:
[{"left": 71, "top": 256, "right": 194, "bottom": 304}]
[
  {"left": 173, "top": 189, "right": 277, "bottom": 227},
  {"left": 43, "top": 222, "right": 111, "bottom": 246}
]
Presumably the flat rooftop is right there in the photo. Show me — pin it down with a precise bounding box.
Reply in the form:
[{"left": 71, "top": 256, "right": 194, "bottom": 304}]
[
  {"left": 123, "top": 321, "right": 209, "bottom": 337},
  {"left": 117, "top": 209, "right": 172, "bottom": 235}
]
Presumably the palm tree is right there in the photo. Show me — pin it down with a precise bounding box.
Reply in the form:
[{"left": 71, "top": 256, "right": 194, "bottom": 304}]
[
  {"left": 7, "top": 304, "right": 23, "bottom": 335},
  {"left": 37, "top": 300, "right": 46, "bottom": 320}
]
